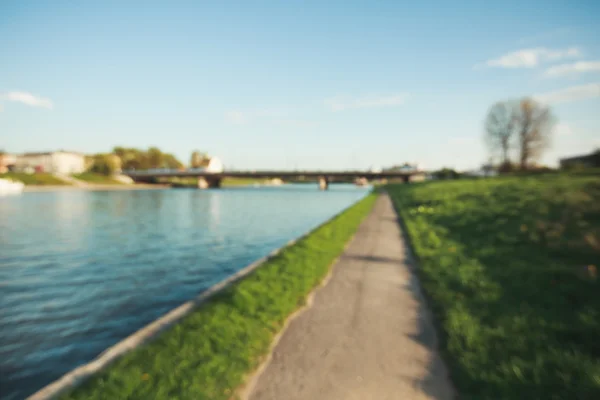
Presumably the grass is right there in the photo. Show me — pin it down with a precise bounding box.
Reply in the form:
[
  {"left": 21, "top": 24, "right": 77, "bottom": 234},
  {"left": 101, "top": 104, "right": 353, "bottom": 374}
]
[
  {"left": 387, "top": 175, "right": 600, "bottom": 400},
  {"left": 165, "top": 177, "right": 271, "bottom": 187},
  {"left": 72, "top": 172, "right": 124, "bottom": 185},
  {"left": 222, "top": 177, "right": 265, "bottom": 186},
  {"left": 0, "top": 172, "right": 69, "bottom": 185},
  {"left": 61, "top": 192, "right": 378, "bottom": 400}
]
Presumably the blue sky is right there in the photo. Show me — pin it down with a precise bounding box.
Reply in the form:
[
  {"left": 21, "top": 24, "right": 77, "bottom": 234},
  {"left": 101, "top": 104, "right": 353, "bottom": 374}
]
[{"left": 1, "top": 0, "right": 599, "bottom": 170}]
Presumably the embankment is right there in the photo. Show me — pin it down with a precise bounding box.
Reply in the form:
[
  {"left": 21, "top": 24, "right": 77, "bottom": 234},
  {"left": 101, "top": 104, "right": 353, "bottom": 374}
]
[
  {"left": 30, "top": 192, "right": 378, "bottom": 400},
  {"left": 387, "top": 176, "right": 600, "bottom": 399}
]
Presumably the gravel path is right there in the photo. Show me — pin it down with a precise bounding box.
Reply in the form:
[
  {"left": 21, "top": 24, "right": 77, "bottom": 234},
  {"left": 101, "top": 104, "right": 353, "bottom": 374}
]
[{"left": 246, "top": 194, "right": 454, "bottom": 400}]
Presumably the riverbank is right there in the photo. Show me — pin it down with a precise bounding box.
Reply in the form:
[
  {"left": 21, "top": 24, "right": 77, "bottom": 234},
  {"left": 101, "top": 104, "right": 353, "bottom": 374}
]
[
  {"left": 170, "top": 177, "right": 279, "bottom": 188},
  {"left": 0, "top": 172, "right": 67, "bottom": 186},
  {"left": 387, "top": 176, "right": 600, "bottom": 399},
  {"left": 23, "top": 184, "right": 170, "bottom": 192},
  {"left": 38, "top": 192, "right": 378, "bottom": 399}
]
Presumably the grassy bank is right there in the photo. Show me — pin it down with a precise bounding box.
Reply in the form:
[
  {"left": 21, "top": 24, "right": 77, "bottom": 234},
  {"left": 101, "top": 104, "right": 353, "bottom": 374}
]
[
  {"left": 72, "top": 172, "right": 124, "bottom": 185},
  {"left": 61, "top": 192, "right": 378, "bottom": 400},
  {"left": 166, "top": 177, "right": 272, "bottom": 188},
  {"left": 387, "top": 176, "right": 600, "bottom": 399},
  {"left": 164, "top": 178, "right": 274, "bottom": 188},
  {"left": 222, "top": 177, "right": 264, "bottom": 186},
  {"left": 0, "top": 172, "right": 69, "bottom": 185}
]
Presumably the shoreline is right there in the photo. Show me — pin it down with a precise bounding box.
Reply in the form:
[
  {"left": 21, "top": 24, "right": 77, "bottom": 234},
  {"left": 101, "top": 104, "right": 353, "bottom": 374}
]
[
  {"left": 30, "top": 193, "right": 377, "bottom": 400},
  {"left": 22, "top": 182, "right": 280, "bottom": 192},
  {"left": 23, "top": 184, "right": 171, "bottom": 192}
]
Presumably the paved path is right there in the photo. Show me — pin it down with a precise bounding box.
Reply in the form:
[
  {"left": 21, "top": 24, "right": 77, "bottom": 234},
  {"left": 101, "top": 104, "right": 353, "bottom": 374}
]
[{"left": 247, "top": 194, "right": 454, "bottom": 400}]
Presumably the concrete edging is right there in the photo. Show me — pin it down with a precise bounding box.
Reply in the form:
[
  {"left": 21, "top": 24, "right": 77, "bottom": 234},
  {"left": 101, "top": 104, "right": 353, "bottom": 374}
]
[{"left": 27, "top": 194, "right": 373, "bottom": 400}]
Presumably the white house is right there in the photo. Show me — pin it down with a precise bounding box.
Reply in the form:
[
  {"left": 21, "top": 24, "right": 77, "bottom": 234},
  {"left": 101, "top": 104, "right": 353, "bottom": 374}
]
[
  {"left": 189, "top": 156, "right": 224, "bottom": 173},
  {"left": 15, "top": 151, "right": 86, "bottom": 174},
  {"left": 205, "top": 157, "right": 223, "bottom": 173}
]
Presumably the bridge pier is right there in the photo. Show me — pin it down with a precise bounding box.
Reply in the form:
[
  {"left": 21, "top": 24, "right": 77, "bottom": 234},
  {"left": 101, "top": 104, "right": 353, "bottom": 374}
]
[
  {"left": 198, "top": 177, "right": 222, "bottom": 189},
  {"left": 318, "top": 176, "right": 329, "bottom": 190}
]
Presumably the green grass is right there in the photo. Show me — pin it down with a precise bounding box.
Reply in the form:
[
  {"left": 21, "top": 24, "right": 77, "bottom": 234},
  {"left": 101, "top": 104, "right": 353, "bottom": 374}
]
[
  {"left": 221, "top": 177, "right": 265, "bottom": 186},
  {"left": 72, "top": 172, "right": 124, "bottom": 184},
  {"left": 61, "top": 192, "right": 378, "bottom": 400},
  {"left": 165, "top": 177, "right": 271, "bottom": 187},
  {"left": 387, "top": 176, "right": 600, "bottom": 400},
  {"left": 0, "top": 172, "right": 69, "bottom": 185}
]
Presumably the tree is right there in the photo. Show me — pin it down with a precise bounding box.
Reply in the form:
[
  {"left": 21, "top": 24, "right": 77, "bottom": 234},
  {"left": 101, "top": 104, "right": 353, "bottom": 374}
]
[
  {"left": 113, "top": 147, "right": 142, "bottom": 170},
  {"left": 113, "top": 146, "right": 183, "bottom": 170},
  {"left": 164, "top": 154, "right": 184, "bottom": 169},
  {"left": 514, "top": 98, "right": 556, "bottom": 169},
  {"left": 484, "top": 98, "right": 556, "bottom": 170},
  {"left": 147, "top": 147, "right": 164, "bottom": 169},
  {"left": 190, "top": 151, "right": 208, "bottom": 168},
  {"left": 485, "top": 101, "right": 515, "bottom": 166},
  {"left": 89, "top": 154, "right": 121, "bottom": 175}
]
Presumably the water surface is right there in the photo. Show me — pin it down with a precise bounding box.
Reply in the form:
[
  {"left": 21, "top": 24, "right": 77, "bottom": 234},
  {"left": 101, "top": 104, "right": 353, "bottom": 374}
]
[{"left": 0, "top": 184, "right": 369, "bottom": 399}]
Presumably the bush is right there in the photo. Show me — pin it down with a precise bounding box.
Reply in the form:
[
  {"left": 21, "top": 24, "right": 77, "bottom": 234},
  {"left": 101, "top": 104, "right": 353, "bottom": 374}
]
[{"left": 431, "top": 168, "right": 461, "bottom": 180}]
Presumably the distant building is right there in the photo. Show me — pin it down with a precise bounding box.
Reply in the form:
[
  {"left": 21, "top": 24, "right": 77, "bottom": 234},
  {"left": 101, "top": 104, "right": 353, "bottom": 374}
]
[
  {"left": 383, "top": 162, "right": 419, "bottom": 172},
  {"left": 0, "top": 153, "right": 17, "bottom": 173},
  {"left": 560, "top": 151, "right": 600, "bottom": 169},
  {"left": 206, "top": 157, "right": 224, "bottom": 173},
  {"left": 15, "top": 151, "right": 86, "bottom": 174}
]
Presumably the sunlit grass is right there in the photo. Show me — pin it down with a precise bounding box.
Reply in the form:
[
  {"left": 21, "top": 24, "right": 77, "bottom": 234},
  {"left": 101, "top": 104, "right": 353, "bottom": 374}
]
[
  {"left": 164, "top": 177, "right": 264, "bottom": 187},
  {"left": 61, "top": 193, "right": 378, "bottom": 400},
  {"left": 72, "top": 172, "right": 124, "bottom": 184},
  {"left": 221, "top": 177, "right": 264, "bottom": 186},
  {"left": 0, "top": 172, "right": 70, "bottom": 185},
  {"left": 387, "top": 175, "right": 600, "bottom": 399}
]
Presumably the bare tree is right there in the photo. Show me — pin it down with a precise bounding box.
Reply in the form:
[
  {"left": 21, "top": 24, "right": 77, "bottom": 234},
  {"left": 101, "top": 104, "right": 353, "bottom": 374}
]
[
  {"left": 514, "top": 98, "right": 555, "bottom": 169},
  {"left": 484, "top": 101, "right": 515, "bottom": 166}
]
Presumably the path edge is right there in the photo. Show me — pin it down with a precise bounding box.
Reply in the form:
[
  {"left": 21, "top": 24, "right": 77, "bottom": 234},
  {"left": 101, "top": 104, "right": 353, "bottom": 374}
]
[
  {"left": 387, "top": 190, "right": 457, "bottom": 399},
  {"left": 234, "top": 202, "right": 373, "bottom": 400},
  {"left": 27, "top": 192, "right": 376, "bottom": 400}
]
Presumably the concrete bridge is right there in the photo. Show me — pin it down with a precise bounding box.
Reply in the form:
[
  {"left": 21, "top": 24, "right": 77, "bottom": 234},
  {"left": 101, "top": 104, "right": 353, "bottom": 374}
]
[{"left": 124, "top": 170, "right": 424, "bottom": 190}]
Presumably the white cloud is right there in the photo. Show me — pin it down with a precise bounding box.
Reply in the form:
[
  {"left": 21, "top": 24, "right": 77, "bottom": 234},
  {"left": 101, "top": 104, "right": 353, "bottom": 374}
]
[
  {"left": 449, "top": 136, "right": 473, "bottom": 145},
  {"left": 324, "top": 94, "right": 409, "bottom": 111},
  {"left": 224, "top": 111, "right": 248, "bottom": 124},
  {"left": 477, "top": 47, "right": 581, "bottom": 69},
  {"left": 534, "top": 83, "right": 600, "bottom": 104},
  {"left": 275, "top": 119, "right": 317, "bottom": 128},
  {"left": 224, "top": 108, "right": 286, "bottom": 125},
  {"left": 553, "top": 123, "right": 573, "bottom": 137},
  {"left": 2, "top": 91, "right": 53, "bottom": 109},
  {"left": 517, "top": 28, "right": 571, "bottom": 45},
  {"left": 543, "top": 61, "right": 600, "bottom": 78}
]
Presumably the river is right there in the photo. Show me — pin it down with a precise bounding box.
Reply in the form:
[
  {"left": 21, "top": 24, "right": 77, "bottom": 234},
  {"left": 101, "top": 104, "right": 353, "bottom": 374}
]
[{"left": 0, "top": 184, "right": 370, "bottom": 400}]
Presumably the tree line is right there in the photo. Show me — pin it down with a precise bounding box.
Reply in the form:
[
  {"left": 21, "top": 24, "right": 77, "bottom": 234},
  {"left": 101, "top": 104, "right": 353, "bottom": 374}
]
[{"left": 89, "top": 147, "right": 209, "bottom": 175}]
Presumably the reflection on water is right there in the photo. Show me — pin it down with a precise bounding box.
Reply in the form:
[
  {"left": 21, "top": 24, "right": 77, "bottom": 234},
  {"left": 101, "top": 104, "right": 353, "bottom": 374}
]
[
  {"left": 209, "top": 190, "right": 221, "bottom": 230},
  {"left": 0, "top": 184, "right": 370, "bottom": 399}
]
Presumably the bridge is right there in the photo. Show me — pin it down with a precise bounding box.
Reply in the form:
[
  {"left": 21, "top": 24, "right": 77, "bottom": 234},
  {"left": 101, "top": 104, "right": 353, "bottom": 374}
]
[{"left": 124, "top": 169, "right": 424, "bottom": 190}]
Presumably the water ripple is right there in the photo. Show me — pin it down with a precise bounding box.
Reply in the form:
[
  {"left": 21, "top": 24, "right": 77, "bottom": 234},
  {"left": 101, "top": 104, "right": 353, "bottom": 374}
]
[{"left": 0, "top": 185, "right": 369, "bottom": 399}]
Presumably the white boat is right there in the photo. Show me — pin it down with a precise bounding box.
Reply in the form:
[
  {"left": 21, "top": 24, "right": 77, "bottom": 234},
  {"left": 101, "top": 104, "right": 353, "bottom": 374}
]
[{"left": 0, "top": 178, "right": 25, "bottom": 195}]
